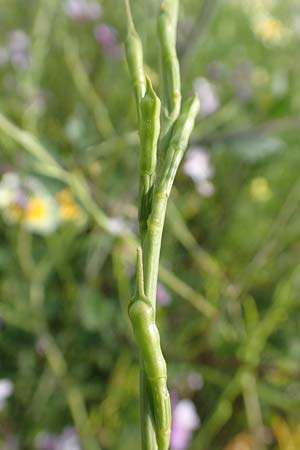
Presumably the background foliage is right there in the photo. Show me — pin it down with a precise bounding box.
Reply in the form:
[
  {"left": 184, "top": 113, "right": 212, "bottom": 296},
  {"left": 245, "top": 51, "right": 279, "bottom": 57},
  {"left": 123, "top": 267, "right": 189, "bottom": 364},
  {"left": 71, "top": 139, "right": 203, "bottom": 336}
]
[{"left": 0, "top": 0, "right": 300, "bottom": 449}]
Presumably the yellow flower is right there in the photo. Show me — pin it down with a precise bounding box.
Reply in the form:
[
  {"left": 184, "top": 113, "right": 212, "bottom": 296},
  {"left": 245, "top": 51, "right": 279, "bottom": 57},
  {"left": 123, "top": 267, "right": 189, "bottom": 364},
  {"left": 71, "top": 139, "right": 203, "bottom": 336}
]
[
  {"left": 249, "top": 177, "right": 272, "bottom": 202},
  {"left": 23, "top": 195, "right": 58, "bottom": 235},
  {"left": 254, "top": 15, "right": 287, "bottom": 45},
  {"left": 57, "top": 189, "right": 82, "bottom": 222},
  {"left": 25, "top": 197, "right": 47, "bottom": 221}
]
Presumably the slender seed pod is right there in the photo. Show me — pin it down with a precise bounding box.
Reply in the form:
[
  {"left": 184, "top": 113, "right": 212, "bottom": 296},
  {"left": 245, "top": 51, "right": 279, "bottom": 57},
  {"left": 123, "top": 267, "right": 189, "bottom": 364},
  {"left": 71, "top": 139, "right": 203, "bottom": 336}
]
[
  {"left": 138, "top": 77, "right": 161, "bottom": 240},
  {"left": 159, "top": 95, "right": 200, "bottom": 195},
  {"left": 124, "top": 0, "right": 146, "bottom": 107},
  {"left": 140, "top": 76, "right": 161, "bottom": 177},
  {"left": 129, "top": 248, "right": 171, "bottom": 450},
  {"left": 157, "top": 0, "right": 181, "bottom": 129}
]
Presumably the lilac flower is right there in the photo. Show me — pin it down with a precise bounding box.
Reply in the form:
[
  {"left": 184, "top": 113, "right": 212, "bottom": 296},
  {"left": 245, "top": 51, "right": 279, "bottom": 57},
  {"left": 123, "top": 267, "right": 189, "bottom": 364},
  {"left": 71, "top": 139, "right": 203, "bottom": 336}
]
[
  {"left": 157, "top": 283, "right": 171, "bottom": 306},
  {"left": 64, "top": 0, "right": 101, "bottom": 22},
  {"left": 94, "top": 24, "right": 121, "bottom": 59},
  {"left": 193, "top": 77, "right": 219, "bottom": 116},
  {"left": 171, "top": 399, "right": 200, "bottom": 450},
  {"left": 57, "top": 427, "right": 81, "bottom": 450},
  {"left": 0, "top": 379, "right": 14, "bottom": 410},
  {"left": 36, "top": 427, "right": 81, "bottom": 450},
  {"left": 7, "top": 30, "right": 30, "bottom": 69},
  {"left": 35, "top": 432, "right": 57, "bottom": 450},
  {"left": 14, "top": 190, "right": 28, "bottom": 209},
  {"left": 183, "top": 146, "right": 215, "bottom": 197}
]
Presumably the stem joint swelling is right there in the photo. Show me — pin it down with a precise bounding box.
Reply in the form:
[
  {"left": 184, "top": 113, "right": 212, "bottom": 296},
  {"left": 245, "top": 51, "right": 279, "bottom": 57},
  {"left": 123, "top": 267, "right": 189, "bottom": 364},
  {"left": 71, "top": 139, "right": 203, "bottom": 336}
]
[
  {"left": 124, "top": 1, "right": 200, "bottom": 449},
  {"left": 129, "top": 248, "right": 171, "bottom": 450}
]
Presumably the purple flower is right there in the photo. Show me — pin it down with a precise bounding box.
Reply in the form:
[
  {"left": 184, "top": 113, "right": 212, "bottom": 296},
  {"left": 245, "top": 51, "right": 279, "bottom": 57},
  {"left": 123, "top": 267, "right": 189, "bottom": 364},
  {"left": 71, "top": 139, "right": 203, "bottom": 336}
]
[
  {"left": 36, "top": 427, "right": 81, "bottom": 450},
  {"left": 14, "top": 190, "right": 28, "bottom": 209},
  {"left": 57, "top": 427, "right": 81, "bottom": 450},
  {"left": 94, "top": 24, "right": 121, "bottom": 59},
  {"left": 64, "top": 0, "right": 101, "bottom": 22},
  {"left": 35, "top": 432, "right": 57, "bottom": 450},
  {"left": 171, "top": 399, "right": 200, "bottom": 450},
  {"left": 7, "top": 30, "right": 30, "bottom": 69},
  {"left": 157, "top": 283, "right": 171, "bottom": 306},
  {"left": 193, "top": 77, "right": 219, "bottom": 116}
]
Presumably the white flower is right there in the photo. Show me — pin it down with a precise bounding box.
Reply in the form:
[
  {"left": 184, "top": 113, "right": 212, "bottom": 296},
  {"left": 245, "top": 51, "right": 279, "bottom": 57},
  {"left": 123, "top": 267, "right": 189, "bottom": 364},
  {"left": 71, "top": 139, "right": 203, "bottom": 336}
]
[
  {"left": 171, "top": 399, "right": 200, "bottom": 450},
  {"left": 0, "top": 172, "right": 60, "bottom": 235},
  {"left": 253, "top": 14, "right": 290, "bottom": 46},
  {"left": 57, "top": 427, "right": 81, "bottom": 450},
  {"left": 294, "top": 16, "right": 300, "bottom": 35},
  {"left": 183, "top": 147, "right": 215, "bottom": 197},
  {"left": 64, "top": 0, "right": 101, "bottom": 21},
  {"left": 0, "top": 379, "right": 13, "bottom": 410},
  {"left": 108, "top": 217, "right": 128, "bottom": 235},
  {"left": 0, "top": 172, "right": 21, "bottom": 189},
  {"left": 0, "top": 172, "right": 21, "bottom": 209},
  {"left": 193, "top": 77, "right": 219, "bottom": 116},
  {"left": 184, "top": 147, "right": 214, "bottom": 182},
  {"left": 23, "top": 194, "right": 59, "bottom": 235},
  {"left": 173, "top": 399, "right": 200, "bottom": 431},
  {"left": 196, "top": 180, "right": 215, "bottom": 197}
]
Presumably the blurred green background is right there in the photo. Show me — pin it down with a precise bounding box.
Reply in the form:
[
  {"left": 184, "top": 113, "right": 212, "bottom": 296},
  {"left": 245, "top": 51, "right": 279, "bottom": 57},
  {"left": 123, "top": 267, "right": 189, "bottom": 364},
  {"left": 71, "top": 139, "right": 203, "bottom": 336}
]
[{"left": 0, "top": 0, "right": 300, "bottom": 449}]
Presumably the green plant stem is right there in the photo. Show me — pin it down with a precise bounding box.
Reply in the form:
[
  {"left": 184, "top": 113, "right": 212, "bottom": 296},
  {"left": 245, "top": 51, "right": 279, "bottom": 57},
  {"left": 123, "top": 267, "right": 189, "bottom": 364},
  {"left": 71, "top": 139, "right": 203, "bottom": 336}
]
[
  {"left": 15, "top": 229, "right": 101, "bottom": 450},
  {"left": 143, "top": 192, "right": 168, "bottom": 312},
  {"left": 190, "top": 269, "right": 299, "bottom": 449},
  {"left": 158, "top": 265, "right": 216, "bottom": 317},
  {"left": 22, "top": 0, "right": 60, "bottom": 133},
  {"left": 62, "top": 34, "right": 115, "bottom": 139},
  {"left": 0, "top": 111, "right": 63, "bottom": 172},
  {"left": 138, "top": 97, "right": 199, "bottom": 450}
]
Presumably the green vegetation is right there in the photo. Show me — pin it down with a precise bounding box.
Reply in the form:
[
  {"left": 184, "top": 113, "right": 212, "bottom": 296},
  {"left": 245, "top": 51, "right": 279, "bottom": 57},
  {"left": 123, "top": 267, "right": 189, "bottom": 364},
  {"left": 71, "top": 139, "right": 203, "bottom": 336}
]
[{"left": 0, "top": 1, "right": 299, "bottom": 449}]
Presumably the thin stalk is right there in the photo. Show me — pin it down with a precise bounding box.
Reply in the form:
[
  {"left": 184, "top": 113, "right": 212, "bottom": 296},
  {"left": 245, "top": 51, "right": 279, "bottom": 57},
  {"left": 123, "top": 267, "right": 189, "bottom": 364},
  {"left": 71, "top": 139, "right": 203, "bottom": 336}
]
[
  {"left": 139, "top": 97, "right": 199, "bottom": 450},
  {"left": 158, "top": 0, "right": 181, "bottom": 136},
  {"left": 124, "top": 0, "right": 146, "bottom": 110},
  {"left": 143, "top": 96, "right": 200, "bottom": 313},
  {"left": 15, "top": 230, "right": 101, "bottom": 450},
  {"left": 124, "top": 3, "right": 199, "bottom": 449},
  {"left": 190, "top": 269, "right": 299, "bottom": 449},
  {"left": 158, "top": 265, "right": 216, "bottom": 317},
  {"left": 0, "top": 111, "right": 63, "bottom": 172},
  {"left": 62, "top": 34, "right": 115, "bottom": 138}
]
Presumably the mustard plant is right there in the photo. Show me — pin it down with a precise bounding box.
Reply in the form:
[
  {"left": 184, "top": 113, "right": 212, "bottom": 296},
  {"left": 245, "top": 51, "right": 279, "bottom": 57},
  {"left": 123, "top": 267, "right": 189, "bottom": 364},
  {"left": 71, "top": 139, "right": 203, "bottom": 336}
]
[{"left": 124, "top": 1, "right": 200, "bottom": 448}]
